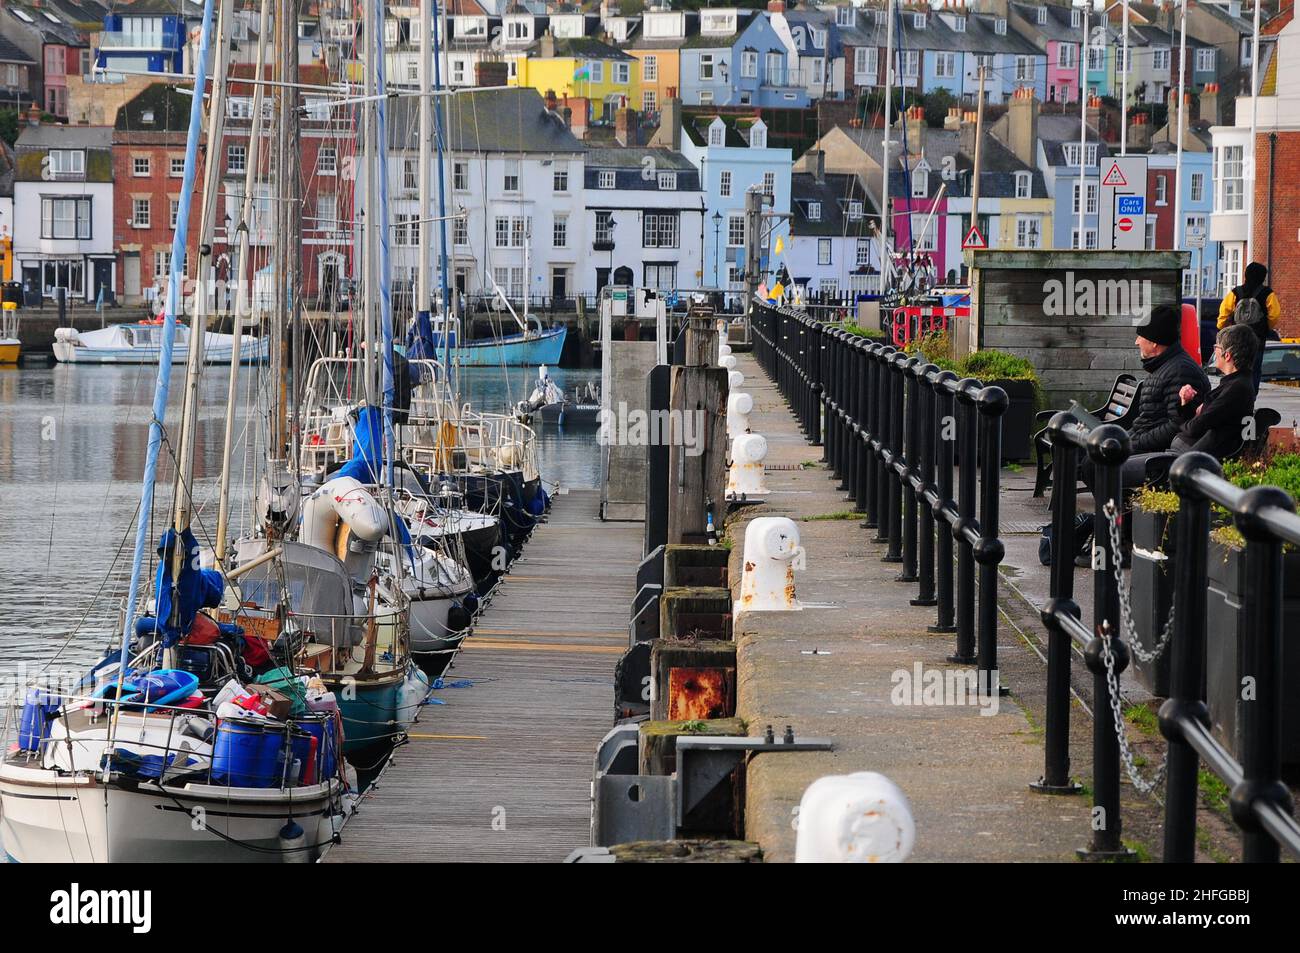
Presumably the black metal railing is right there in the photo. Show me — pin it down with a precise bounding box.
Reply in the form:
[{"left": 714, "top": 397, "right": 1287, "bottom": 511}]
[
  {"left": 753, "top": 302, "right": 1007, "bottom": 683},
  {"left": 1160, "top": 452, "right": 1300, "bottom": 862}
]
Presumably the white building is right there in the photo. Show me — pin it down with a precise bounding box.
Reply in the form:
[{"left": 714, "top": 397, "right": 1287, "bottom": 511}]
[
  {"left": 582, "top": 145, "right": 706, "bottom": 294},
  {"left": 784, "top": 156, "right": 880, "bottom": 296},
  {"left": 13, "top": 123, "right": 116, "bottom": 303}
]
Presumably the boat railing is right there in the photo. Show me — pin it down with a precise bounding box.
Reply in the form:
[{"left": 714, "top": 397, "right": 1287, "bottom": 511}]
[{"left": 3, "top": 688, "right": 346, "bottom": 793}]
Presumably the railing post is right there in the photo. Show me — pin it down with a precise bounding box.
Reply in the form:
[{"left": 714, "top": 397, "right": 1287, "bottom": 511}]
[
  {"left": 853, "top": 339, "right": 870, "bottom": 516},
  {"left": 975, "top": 385, "right": 1008, "bottom": 689},
  {"left": 1235, "top": 484, "right": 1296, "bottom": 863},
  {"left": 808, "top": 320, "right": 823, "bottom": 446},
  {"left": 912, "top": 363, "right": 938, "bottom": 608},
  {"left": 872, "top": 346, "right": 891, "bottom": 544},
  {"left": 930, "top": 371, "right": 958, "bottom": 634},
  {"left": 882, "top": 353, "right": 905, "bottom": 564},
  {"left": 1082, "top": 423, "right": 1132, "bottom": 858},
  {"left": 1159, "top": 452, "right": 1217, "bottom": 860},
  {"left": 898, "top": 357, "right": 920, "bottom": 583},
  {"left": 949, "top": 381, "right": 979, "bottom": 664},
  {"left": 1032, "top": 412, "right": 1083, "bottom": 794}
]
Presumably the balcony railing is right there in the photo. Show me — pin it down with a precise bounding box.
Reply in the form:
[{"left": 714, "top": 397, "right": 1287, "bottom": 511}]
[{"left": 95, "top": 31, "right": 180, "bottom": 51}]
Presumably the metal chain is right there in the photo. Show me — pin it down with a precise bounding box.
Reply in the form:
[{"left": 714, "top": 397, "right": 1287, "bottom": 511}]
[
  {"left": 1098, "top": 619, "right": 1168, "bottom": 794},
  {"left": 1101, "top": 499, "right": 1174, "bottom": 664}
]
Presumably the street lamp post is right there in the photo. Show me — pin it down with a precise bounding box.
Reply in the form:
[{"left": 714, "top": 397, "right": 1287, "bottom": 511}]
[{"left": 712, "top": 210, "right": 723, "bottom": 291}]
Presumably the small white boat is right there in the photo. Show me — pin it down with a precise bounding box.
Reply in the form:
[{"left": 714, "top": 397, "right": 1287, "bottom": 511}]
[{"left": 52, "top": 322, "right": 269, "bottom": 365}]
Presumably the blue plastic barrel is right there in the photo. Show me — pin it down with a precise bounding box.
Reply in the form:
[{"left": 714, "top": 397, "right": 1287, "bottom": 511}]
[
  {"left": 18, "top": 690, "right": 58, "bottom": 752},
  {"left": 297, "top": 715, "right": 338, "bottom": 782},
  {"left": 212, "top": 719, "right": 282, "bottom": 788}
]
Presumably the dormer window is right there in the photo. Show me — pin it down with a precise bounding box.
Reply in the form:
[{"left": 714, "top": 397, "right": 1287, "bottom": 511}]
[
  {"left": 953, "top": 16, "right": 966, "bottom": 32},
  {"left": 708, "top": 120, "right": 725, "bottom": 147},
  {"left": 701, "top": 11, "right": 737, "bottom": 35},
  {"left": 911, "top": 167, "right": 928, "bottom": 198},
  {"left": 551, "top": 15, "right": 584, "bottom": 39},
  {"left": 836, "top": 6, "right": 855, "bottom": 27},
  {"left": 1015, "top": 171, "right": 1031, "bottom": 198},
  {"left": 644, "top": 10, "right": 685, "bottom": 39},
  {"left": 749, "top": 122, "right": 766, "bottom": 149},
  {"left": 849, "top": 200, "right": 863, "bottom": 220},
  {"left": 504, "top": 16, "right": 532, "bottom": 43},
  {"left": 1037, "top": 7, "right": 1048, "bottom": 25},
  {"left": 808, "top": 201, "right": 822, "bottom": 221},
  {"left": 1071, "top": 9, "right": 1082, "bottom": 28},
  {"left": 995, "top": 18, "right": 1007, "bottom": 35},
  {"left": 913, "top": 13, "right": 926, "bottom": 28}
]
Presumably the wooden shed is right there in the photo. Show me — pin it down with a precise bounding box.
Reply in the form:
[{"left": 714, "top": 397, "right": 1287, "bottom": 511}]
[{"left": 957, "top": 249, "right": 1193, "bottom": 407}]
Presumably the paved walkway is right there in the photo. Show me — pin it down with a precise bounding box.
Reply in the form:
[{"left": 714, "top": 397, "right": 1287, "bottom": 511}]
[
  {"left": 730, "top": 353, "right": 1092, "bottom": 862},
  {"left": 325, "top": 488, "right": 642, "bottom": 862}
]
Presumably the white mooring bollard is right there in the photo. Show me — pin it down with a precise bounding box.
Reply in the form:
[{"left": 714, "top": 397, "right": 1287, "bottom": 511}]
[
  {"left": 719, "top": 341, "right": 732, "bottom": 361},
  {"left": 726, "top": 432, "right": 769, "bottom": 499},
  {"left": 735, "top": 516, "right": 803, "bottom": 613},
  {"left": 728, "top": 368, "right": 744, "bottom": 390},
  {"left": 726, "top": 391, "right": 753, "bottom": 439},
  {"left": 795, "top": 772, "right": 916, "bottom": 863}
]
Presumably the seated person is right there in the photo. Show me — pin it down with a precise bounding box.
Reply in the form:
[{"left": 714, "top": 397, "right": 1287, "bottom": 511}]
[{"left": 1170, "top": 324, "right": 1258, "bottom": 458}]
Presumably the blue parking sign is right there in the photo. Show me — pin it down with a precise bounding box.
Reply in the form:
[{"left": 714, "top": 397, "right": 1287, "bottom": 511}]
[{"left": 1117, "top": 195, "right": 1145, "bottom": 216}]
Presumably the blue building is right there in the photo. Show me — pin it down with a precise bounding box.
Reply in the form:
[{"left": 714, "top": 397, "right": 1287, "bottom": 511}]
[
  {"left": 95, "top": 0, "right": 197, "bottom": 76},
  {"left": 674, "top": 112, "right": 792, "bottom": 291},
  {"left": 678, "top": 8, "right": 808, "bottom": 109}
]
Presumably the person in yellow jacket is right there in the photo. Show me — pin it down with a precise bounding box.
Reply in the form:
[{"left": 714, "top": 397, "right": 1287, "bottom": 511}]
[{"left": 1218, "top": 261, "right": 1281, "bottom": 392}]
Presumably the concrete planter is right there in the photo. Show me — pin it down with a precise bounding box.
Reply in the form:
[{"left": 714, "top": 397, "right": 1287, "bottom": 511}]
[
  {"left": 1205, "top": 539, "right": 1300, "bottom": 777},
  {"left": 984, "top": 377, "right": 1036, "bottom": 463}
]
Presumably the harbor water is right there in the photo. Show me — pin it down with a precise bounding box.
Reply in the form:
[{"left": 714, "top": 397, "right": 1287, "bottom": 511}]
[{"left": 0, "top": 362, "right": 600, "bottom": 681}]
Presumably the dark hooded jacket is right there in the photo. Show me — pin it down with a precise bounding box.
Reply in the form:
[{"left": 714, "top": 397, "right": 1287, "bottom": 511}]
[{"left": 1130, "top": 342, "right": 1210, "bottom": 454}]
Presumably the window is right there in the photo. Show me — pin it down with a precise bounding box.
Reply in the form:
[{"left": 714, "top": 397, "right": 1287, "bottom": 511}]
[
  {"left": 720, "top": 170, "right": 732, "bottom": 197},
  {"left": 553, "top": 164, "right": 568, "bottom": 192},
  {"left": 837, "top": 6, "right": 855, "bottom": 27},
  {"left": 1062, "top": 143, "right": 1098, "bottom": 167},
  {"left": 1217, "top": 144, "right": 1244, "bottom": 212},
  {"left": 503, "top": 159, "right": 519, "bottom": 192},
  {"left": 1186, "top": 213, "right": 1207, "bottom": 244},
  {"left": 590, "top": 61, "right": 604, "bottom": 83},
  {"left": 451, "top": 59, "right": 466, "bottom": 85},
  {"left": 765, "top": 52, "right": 784, "bottom": 85},
  {"left": 811, "top": 58, "right": 825, "bottom": 86},
  {"left": 40, "top": 197, "right": 91, "bottom": 239},
  {"left": 1071, "top": 8, "right": 1081, "bottom": 28},
  {"left": 1015, "top": 56, "right": 1035, "bottom": 82},
  {"left": 1142, "top": 216, "right": 1156, "bottom": 249},
  {"left": 492, "top": 266, "right": 524, "bottom": 300},
  {"left": 48, "top": 149, "right": 84, "bottom": 178},
  {"left": 403, "top": 157, "right": 418, "bottom": 192},
  {"left": 995, "top": 18, "right": 1007, "bottom": 35},
  {"left": 493, "top": 215, "right": 528, "bottom": 248},
  {"left": 227, "top": 143, "right": 246, "bottom": 174},
  {"left": 934, "top": 53, "right": 956, "bottom": 79},
  {"left": 819, "top": 278, "right": 839, "bottom": 296},
  {"left": 1242, "top": 38, "right": 1254, "bottom": 67},
  {"left": 1087, "top": 45, "right": 1105, "bottom": 72},
  {"left": 727, "top": 213, "right": 745, "bottom": 247},
  {"left": 856, "top": 239, "right": 871, "bottom": 266},
  {"left": 762, "top": 171, "right": 775, "bottom": 195},
  {"left": 699, "top": 53, "right": 716, "bottom": 82},
  {"left": 132, "top": 198, "right": 150, "bottom": 227},
  {"left": 818, "top": 238, "right": 832, "bottom": 265},
  {"left": 553, "top": 213, "right": 568, "bottom": 248},
  {"left": 1071, "top": 228, "right": 1098, "bottom": 250},
  {"left": 912, "top": 168, "right": 928, "bottom": 198},
  {"left": 318, "top": 146, "right": 337, "bottom": 175},
  {"left": 1196, "top": 49, "right": 1215, "bottom": 72},
  {"left": 1015, "top": 171, "right": 1031, "bottom": 199},
  {"left": 506, "top": 18, "right": 530, "bottom": 41},
  {"left": 644, "top": 55, "right": 658, "bottom": 82},
  {"left": 407, "top": 61, "right": 418, "bottom": 83},
  {"left": 708, "top": 123, "right": 724, "bottom": 147},
  {"left": 854, "top": 47, "right": 878, "bottom": 83},
  {"left": 643, "top": 90, "right": 657, "bottom": 112},
  {"left": 1037, "top": 6, "right": 1048, "bottom": 25},
  {"left": 612, "top": 61, "right": 629, "bottom": 85},
  {"left": 849, "top": 200, "right": 863, "bottom": 220},
  {"left": 953, "top": 16, "right": 966, "bottom": 32},
  {"left": 808, "top": 201, "right": 821, "bottom": 221},
  {"left": 912, "top": 13, "right": 926, "bottom": 28},
  {"left": 1016, "top": 216, "right": 1041, "bottom": 249},
  {"left": 1115, "top": 46, "right": 1129, "bottom": 72},
  {"left": 594, "top": 211, "right": 614, "bottom": 245},
  {"left": 1155, "top": 174, "right": 1168, "bottom": 205},
  {"left": 658, "top": 172, "right": 677, "bottom": 190},
  {"left": 393, "top": 213, "right": 417, "bottom": 246},
  {"left": 1183, "top": 269, "right": 1197, "bottom": 297},
  {"left": 644, "top": 213, "right": 679, "bottom": 248},
  {"left": 454, "top": 161, "right": 468, "bottom": 191},
  {"left": 1058, "top": 44, "right": 1077, "bottom": 70},
  {"left": 910, "top": 214, "right": 936, "bottom": 251},
  {"left": 598, "top": 169, "right": 616, "bottom": 189},
  {"left": 741, "top": 50, "right": 757, "bottom": 79},
  {"left": 1221, "top": 245, "right": 1242, "bottom": 294},
  {"left": 154, "top": 250, "right": 171, "bottom": 281},
  {"left": 132, "top": 156, "right": 150, "bottom": 176},
  {"left": 1190, "top": 171, "right": 1205, "bottom": 203},
  {"left": 1153, "top": 49, "right": 1170, "bottom": 71},
  {"left": 317, "top": 194, "right": 337, "bottom": 231},
  {"left": 453, "top": 215, "right": 468, "bottom": 247},
  {"left": 169, "top": 198, "right": 179, "bottom": 229},
  {"left": 901, "top": 50, "right": 919, "bottom": 78},
  {"left": 751, "top": 124, "right": 766, "bottom": 149},
  {"left": 170, "top": 156, "right": 185, "bottom": 177},
  {"left": 1072, "top": 181, "right": 1098, "bottom": 215}
]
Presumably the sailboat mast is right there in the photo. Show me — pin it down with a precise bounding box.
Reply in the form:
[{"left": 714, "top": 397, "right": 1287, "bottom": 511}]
[
  {"left": 215, "top": 0, "right": 272, "bottom": 562},
  {"left": 879, "top": 0, "right": 894, "bottom": 292},
  {"left": 417, "top": 0, "right": 432, "bottom": 319},
  {"left": 373, "top": 0, "right": 397, "bottom": 489},
  {"left": 431, "top": 0, "right": 453, "bottom": 371}
]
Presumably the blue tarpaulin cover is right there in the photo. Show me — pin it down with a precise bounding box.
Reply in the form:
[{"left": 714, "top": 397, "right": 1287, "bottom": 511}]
[{"left": 149, "top": 528, "right": 224, "bottom": 647}]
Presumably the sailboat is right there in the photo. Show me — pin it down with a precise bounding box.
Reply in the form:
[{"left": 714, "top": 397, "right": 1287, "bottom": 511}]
[{"left": 0, "top": 0, "right": 351, "bottom": 863}]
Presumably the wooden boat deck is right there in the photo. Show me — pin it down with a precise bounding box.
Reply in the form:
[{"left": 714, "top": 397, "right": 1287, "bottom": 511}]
[{"left": 323, "top": 487, "right": 642, "bottom": 862}]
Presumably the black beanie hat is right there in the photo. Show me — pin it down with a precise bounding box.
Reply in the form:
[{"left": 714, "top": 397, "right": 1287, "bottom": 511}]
[{"left": 1135, "top": 304, "right": 1181, "bottom": 347}]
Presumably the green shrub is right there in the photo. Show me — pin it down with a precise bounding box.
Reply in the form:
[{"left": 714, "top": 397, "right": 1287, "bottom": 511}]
[{"left": 843, "top": 322, "right": 885, "bottom": 340}]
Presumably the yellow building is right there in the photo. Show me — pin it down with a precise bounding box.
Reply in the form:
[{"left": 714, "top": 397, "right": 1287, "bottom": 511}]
[
  {"left": 512, "top": 33, "right": 639, "bottom": 122},
  {"left": 626, "top": 48, "right": 680, "bottom": 116}
]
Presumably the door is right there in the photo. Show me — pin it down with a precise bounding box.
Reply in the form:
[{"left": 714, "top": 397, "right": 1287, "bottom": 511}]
[
  {"left": 93, "top": 260, "right": 113, "bottom": 305},
  {"left": 595, "top": 267, "right": 610, "bottom": 294},
  {"left": 319, "top": 258, "right": 339, "bottom": 308},
  {"left": 124, "top": 254, "right": 141, "bottom": 301}
]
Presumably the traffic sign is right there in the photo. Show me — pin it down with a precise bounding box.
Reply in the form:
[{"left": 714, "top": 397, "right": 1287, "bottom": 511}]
[
  {"left": 1101, "top": 162, "right": 1128, "bottom": 187},
  {"left": 962, "top": 225, "right": 987, "bottom": 250},
  {"left": 1098, "top": 156, "right": 1148, "bottom": 251},
  {"left": 1117, "top": 217, "right": 1134, "bottom": 233},
  {"left": 1117, "top": 195, "right": 1146, "bottom": 216}
]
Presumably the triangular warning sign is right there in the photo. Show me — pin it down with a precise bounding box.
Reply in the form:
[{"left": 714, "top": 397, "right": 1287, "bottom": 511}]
[
  {"left": 1102, "top": 162, "right": 1128, "bottom": 187},
  {"left": 962, "top": 225, "right": 987, "bottom": 250}
]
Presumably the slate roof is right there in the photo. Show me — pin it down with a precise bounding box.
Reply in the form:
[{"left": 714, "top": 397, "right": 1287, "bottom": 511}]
[
  {"left": 791, "top": 171, "right": 873, "bottom": 237},
  {"left": 584, "top": 146, "right": 697, "bottom": 172},
  {"left": 682, "top": 112, "right": 764, "bottom": 149},
  {"left": 16, "top": 123, "right": 113, "bottom": 149},
  {"left": 530, "top": 35, "right": 633, "bottom": 59},
  {"left": 0, "top": 34, "right": 35, "bottom": 64},
  {"left": 115, "top": 82, "right": 193, "bottom": 133},
  {"left": 391, "top": 87, "right": 583, "bottom": 153}
]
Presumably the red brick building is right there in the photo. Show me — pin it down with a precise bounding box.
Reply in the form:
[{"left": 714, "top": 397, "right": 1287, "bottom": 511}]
[{"left": 112, "top": 83, "right": 204, "bottom": 304}]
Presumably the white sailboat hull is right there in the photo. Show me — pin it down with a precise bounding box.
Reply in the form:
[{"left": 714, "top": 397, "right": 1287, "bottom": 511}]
[
  {"left": 52, "top": 324, "right": 270, "bottom": 365},
  {"left": 0, "top": 761, "right": 342, "bottom": 863}
]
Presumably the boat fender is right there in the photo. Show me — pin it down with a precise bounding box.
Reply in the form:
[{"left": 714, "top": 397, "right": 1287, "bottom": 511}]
[
  {"left": 300, "top": 476, "right": 388, "bottom": 551},
  {"left": 54, "top": 327, "right": 80, "bottom": 344},
  {"left": 279, "top": 821, "right": 311, "bottom": 863}
]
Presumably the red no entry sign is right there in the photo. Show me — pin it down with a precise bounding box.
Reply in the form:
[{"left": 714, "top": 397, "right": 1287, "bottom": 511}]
[{"left": 1117, "top": 217, "right": 1133, "bottom": 232}]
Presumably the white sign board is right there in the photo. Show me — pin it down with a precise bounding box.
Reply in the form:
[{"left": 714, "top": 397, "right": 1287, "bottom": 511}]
[{"left": 1098, "top": 156, "right": 1149, "bottom": 251}]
